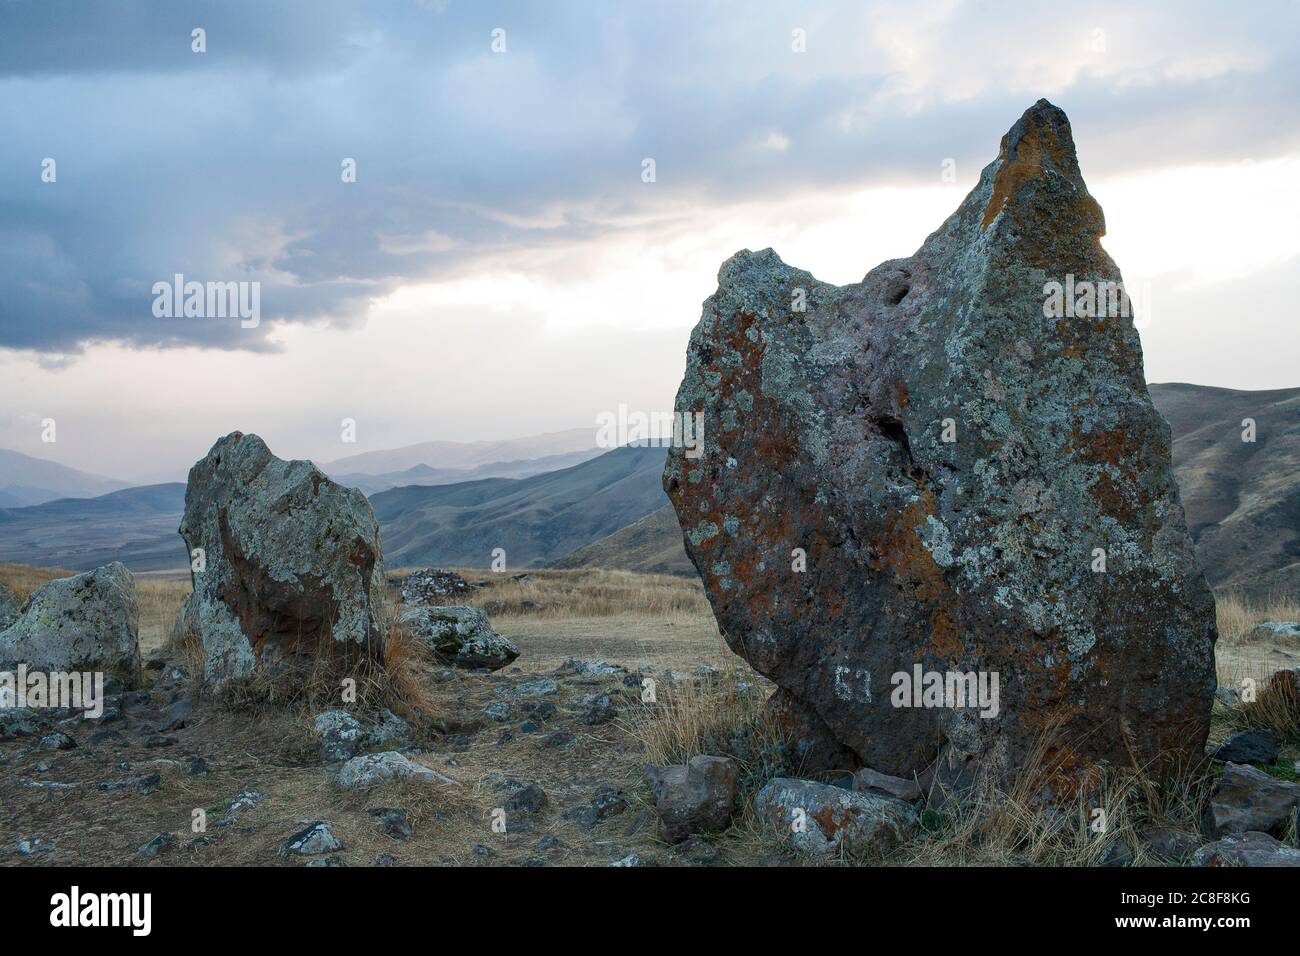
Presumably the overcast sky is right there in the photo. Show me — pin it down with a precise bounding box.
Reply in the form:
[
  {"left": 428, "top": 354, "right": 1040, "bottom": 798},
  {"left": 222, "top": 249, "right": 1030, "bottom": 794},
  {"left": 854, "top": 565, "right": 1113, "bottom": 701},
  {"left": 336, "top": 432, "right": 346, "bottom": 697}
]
[{"left": 2, "top": 0, "right": 1298, "bottom": 481}]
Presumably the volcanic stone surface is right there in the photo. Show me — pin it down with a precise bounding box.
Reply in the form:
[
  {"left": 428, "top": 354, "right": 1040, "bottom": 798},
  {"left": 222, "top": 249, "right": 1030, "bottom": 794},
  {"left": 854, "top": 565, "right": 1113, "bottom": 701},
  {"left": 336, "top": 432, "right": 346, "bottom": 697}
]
[
  {"left": 663, "top": 100, "right": 1217, "bottom": 795},
  {"left": 177, "top": 432, "right": 387, "bottom": 686}
]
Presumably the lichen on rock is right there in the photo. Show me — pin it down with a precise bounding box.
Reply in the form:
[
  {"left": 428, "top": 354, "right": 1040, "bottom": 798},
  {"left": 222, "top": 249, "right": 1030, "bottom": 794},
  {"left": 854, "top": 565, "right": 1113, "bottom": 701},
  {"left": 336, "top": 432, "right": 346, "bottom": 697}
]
[{"left": 664, "top": 100, "right": 1217, "bottom": 797}]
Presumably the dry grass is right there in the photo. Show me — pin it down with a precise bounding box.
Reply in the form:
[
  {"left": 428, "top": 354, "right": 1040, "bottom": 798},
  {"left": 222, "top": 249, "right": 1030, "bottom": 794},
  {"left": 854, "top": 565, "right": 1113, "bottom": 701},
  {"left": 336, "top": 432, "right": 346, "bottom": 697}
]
[
  {"left": 629, "top": 662, "right": 790, "bottom": 791},
  {"left": 389, "top": 567, "right": 713, "bottom": 622},
  {"left": 0, "top": 562, "right": 76, "bottom": 601},
  {"left": 1216, "top": 590, "right": 1300, "bottom": 646}
]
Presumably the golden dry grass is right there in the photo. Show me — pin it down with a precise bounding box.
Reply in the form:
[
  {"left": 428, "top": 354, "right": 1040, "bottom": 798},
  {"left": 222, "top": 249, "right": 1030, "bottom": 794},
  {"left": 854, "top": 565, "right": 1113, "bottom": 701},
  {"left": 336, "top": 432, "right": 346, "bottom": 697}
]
[{"left": 391, "top": 567, "right": 713, "bottom": 622}]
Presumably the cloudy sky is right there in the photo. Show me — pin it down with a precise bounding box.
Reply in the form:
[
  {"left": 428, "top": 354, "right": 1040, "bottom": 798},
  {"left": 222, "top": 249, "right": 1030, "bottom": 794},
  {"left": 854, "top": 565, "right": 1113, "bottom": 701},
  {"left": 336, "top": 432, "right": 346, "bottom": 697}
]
[{"left": 2, "top": 0, "right": 1298, "bottom": 482}]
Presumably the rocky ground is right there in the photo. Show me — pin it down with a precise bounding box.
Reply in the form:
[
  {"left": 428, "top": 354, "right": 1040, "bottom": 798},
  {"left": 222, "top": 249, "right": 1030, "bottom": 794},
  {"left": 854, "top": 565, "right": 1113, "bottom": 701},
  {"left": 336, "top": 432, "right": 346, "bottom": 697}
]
[{"left": 1, "top": 566, "right": 1297, "bottom": 867}]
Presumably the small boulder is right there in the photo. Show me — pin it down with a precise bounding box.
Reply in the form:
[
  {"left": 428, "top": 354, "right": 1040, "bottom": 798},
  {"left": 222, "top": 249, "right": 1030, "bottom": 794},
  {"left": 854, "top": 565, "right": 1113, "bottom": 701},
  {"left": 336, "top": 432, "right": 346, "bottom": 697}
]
[
  {"left": 1209, "top": 729, "right": 1278, "bottom": 766},
  {"left": 556, "top": 658, "right": 626, "bottom": 677},
  {"left": 400, "top": 568, "right": 473, "bottom": 605},
  {"left": 1193, "top": 831, "right": 1300, "bottom": 867},
  {"left": 1202, "top": 762, "right": 1300, "bottom": 838},
  {"left": 137, "top": 833, "right": 177, "bottom": 858},
  {"left": 754, "top": 777, "right": 919, "bottom": 857},
  {"left": 643, "top": 755, "right": 737, "bottom": 843},
  {"left": 337, "top": 751, "right": 459, "bottom": 790},
  {"left": 513, "top": 678, "right": 558, "bottom": 697},
  {"left": 313, "top": 709, "right": 410, "bottom": 764},
  {"left": 38, "top": 731, "right": 77, "bottom": 751},
  {"left": 483, "top": 701, "right": 514, "bottom": 722},
  {"left": 399, "top": 606, "right": 519, "bottom": 671},
  {"left": 852, "top": 767, "right": 923, "bottom": 802},
  {"left": 0, "top": 563, "right": 141, "bottom": 689},
  {"left": 1246, "top": 621, "right": 1300, "bottom": 642},
  {"left": 282, "top": 821, "right": 342, "bottom": 857}
]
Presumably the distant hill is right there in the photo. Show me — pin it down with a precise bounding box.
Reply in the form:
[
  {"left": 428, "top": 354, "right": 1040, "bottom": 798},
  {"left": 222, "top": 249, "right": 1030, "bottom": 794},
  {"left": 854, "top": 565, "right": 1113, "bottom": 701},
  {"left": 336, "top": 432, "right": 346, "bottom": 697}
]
[
  {"left": 0, "top": 483, "right": 188, "bottom": 571},
  {"left": 319, "top": 427, "right": 599, "bottom": 477},
  {"left": 1149, "top": 382, "right": 1300, "bottom": 599},
  {"left": 331, "top": 448, "right": 607, "bottom": 495},
  {"left": 551, "top": 385, "right": 1300, "bottom": 601},
  {"left": 0, "top": 448, "right": 132, "bottom": 508},
  {"left": 550, "top": 505, "right": 693, "bottom": 576},
  {"left": 372, "top": 444, "right": 669, "bottom": 569}
]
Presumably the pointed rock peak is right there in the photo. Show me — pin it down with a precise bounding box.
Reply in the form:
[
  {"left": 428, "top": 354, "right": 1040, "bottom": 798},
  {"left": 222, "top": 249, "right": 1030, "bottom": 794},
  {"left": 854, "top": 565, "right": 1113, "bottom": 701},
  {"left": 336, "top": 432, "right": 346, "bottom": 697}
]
[{"left": 980, "top": 98, "right": 1096, "bottom": 233}]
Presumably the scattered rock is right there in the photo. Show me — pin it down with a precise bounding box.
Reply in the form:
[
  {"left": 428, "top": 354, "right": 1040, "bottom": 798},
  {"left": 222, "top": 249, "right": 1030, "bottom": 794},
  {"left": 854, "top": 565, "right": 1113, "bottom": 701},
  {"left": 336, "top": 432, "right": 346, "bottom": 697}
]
[
  {"left": 282, "top": 821, "right": 343, "bottom": 857},
  {"left": 1193, "top": 831, "right": 1300, "bottom": 867},
  {"left": 556, "top": 658, "right": 626, "bottom": 677},
  {"left": 512, "top": 678, "right": 558, "bottom": 698},
  {"left": 1140, "top": 827, "right": 1201, "bottom": 863},
  {"left": 607, "top": 853, "right": 642, "bottom": 867},
  {"left": 1202, "top": 762, "right": 1300, "bottom": 837},
  {"left": 160, "top": 698, "right": 193, "bottom": 732},
  {"left": 337, "top": 751, "right": 460, "bottom": 790},
  {"left": 313, "top": 709, "right": 410, "bottom": 763},
  {"left": 577, "top": 693, "right": 619, "bottom": 725},
  {"left": 175, "top": 432, "right": 387, "bottom": 686},
  {"left": 374, "top": 852, "right": 397, "bottom": 867},
  {"left": 228, "top": 790, "right": 268, "bottom": 813},
  {"left": 304, "top": 856, "right": 345, "bottom": 867},
  {"left": 400, "top": 605, "right": 519, "bottom": 671},
  {"left": 541, "top": 731, "right": 576, "bottom": 751},
  {"left": 1209, "top": 730, "right": 1278, "bottom": 766},
  {"left": 38, "top": 731, "right": 77, "bottom": 751},
  {"left": 852, "top": 767, "right": 923, "bottom": 802},
  {"left": 483, "top": 701, "right": 514, "bottom": 722},
  {"left": 754, "top": 777, "right": 919, "bottom": 857},
  {"left": 137, "top": 833, "right": 178, "bottom": 858},
  {"left": 1246, "top": 621, "right": 1300, "bottom": 642},
  {"left": 16, "top": 837, "right": 53, "bottom": 856},
  {"left": 188, "top": 756, "right": 209, "bottom": 777},
  {"left": 0, "top": 710, "right": 43, "bottom": 740},
  {"left": 565, "top": 785, "right": 628, "bottom": 830},
  {"left": 98, "top": 771, "right": 161, "bottom": 795},
  {"left": 0, "top": 563, "right": 141, "bottom": 689},
  {"left": 500, "top": 781, "right": 549, "bottom": 816},
  {"left": 643, "top": 755, "right": 737, "bottom": 843},
  {"left": 400, "top": 568, "right": 473, "bottom": 606},
  {"left": 662, "top": 99, "right": 1218, "bottom": 790},
  {"left": 369, "top": 808, "right": 412, "bottom": 840}
]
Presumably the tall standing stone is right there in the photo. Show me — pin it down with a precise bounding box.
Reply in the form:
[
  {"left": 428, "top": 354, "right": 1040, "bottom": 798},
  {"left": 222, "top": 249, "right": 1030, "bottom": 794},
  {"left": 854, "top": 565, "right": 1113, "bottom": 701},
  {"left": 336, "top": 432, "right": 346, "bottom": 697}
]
[
  {"left": 177, "top": 432, "right": 387, "bottom": 686},
  {"left": 663, "top": 100, "right": 1217, "bottom": 795}
]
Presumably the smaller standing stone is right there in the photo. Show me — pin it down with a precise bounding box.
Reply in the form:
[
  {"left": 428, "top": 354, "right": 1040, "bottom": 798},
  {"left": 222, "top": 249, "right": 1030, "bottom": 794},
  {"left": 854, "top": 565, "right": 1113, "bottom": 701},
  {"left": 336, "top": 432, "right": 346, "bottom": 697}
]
[{"left": 643, "top": 755, "right": 737, "bottom": 843}]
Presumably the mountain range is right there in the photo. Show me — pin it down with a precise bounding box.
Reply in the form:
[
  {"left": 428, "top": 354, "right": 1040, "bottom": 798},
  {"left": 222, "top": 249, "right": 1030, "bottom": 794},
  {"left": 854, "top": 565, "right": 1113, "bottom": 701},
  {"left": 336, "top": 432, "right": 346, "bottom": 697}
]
[
  {"left": 0, "top": 386, "right": 1295, "bottom": 599},
  {"left": 0, "top": 448, "right": 132, "bottom": 508}
]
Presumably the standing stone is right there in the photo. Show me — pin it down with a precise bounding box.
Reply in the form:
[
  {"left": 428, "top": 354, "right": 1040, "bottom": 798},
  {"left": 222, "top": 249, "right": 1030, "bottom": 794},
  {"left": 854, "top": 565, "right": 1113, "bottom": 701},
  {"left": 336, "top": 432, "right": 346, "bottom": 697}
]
[
  {"left": 0, "top": 562, "right": 140, "bottom": 689},
  {"left": 663, "top": 100, "right": 1217, "bottom": 796},
  {"left": 176, "top": 432, "right": 386, "bottom": 686}
]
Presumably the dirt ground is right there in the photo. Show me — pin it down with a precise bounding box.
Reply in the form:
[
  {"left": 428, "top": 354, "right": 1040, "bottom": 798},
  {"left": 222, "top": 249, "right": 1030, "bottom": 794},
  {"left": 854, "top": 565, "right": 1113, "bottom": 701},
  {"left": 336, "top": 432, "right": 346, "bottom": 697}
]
[{"left": 1, "top": 565, "right": 1296, "bottom": 868}]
